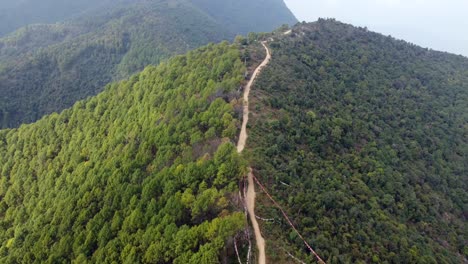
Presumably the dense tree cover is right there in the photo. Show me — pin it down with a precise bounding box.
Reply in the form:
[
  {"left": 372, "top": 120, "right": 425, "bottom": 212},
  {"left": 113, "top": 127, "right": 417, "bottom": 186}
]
[
  {"left": 0, "top": 0, "right": 296, "bottom": 129},
  {"left": 0, "top": 42, "right": 248, "bottom": 263},
  {"left": 248, "top": 20, "right": 468, "bottom": 263}
]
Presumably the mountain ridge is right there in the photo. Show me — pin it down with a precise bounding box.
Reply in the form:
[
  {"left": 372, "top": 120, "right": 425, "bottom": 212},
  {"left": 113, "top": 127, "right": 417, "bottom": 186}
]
[{"left": 0, "top": 42, "right": 249, "bottom": 263}]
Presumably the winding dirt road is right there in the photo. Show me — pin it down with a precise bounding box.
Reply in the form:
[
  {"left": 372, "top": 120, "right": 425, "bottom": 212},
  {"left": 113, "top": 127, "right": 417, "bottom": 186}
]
[
  {"left": 237, "top": 41, "right": 271, "bottom": 153},
  {"left": 237, "top": 41, "right": 271, "bottom": 264}
]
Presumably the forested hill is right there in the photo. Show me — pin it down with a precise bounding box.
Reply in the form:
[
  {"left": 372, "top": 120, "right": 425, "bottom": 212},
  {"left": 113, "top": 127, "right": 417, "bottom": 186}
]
[
  {"left": 0, "top": 0, "right": 297, "bottom": 129},
  {"left": 0, "top": 42, "right": 249, "bottom": 263},
  {"left": 248, "top": 20, "right": 468, "bottom": 263}
]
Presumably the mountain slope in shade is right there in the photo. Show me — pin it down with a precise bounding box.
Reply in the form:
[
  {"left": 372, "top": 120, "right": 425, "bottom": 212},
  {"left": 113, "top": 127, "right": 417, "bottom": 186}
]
[
  {"left": 192, "top": 0, "right": 298, "bottom": 34},
  {"left": 0, "top": 0, "right": 297, "bottom": 129},
  {"left": 248, "top": 20, "right": 468, "bottom": 263},
  {"left": 0, "top": 0, "right": 113, "bottom": 36},
  {"left": 0, "top": 0, "right": 297, "bottom": 37},
  {"left": 0, "top": 42, "right": 248, "bottom": 263}
]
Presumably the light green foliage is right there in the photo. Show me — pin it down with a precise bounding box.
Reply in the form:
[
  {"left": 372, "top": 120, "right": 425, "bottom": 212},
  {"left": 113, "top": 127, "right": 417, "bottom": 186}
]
[
  {"left": 0, "top": 42, "right": 246, "bottom": 263},
  {"left": 250, "top": 20, "right": 468, "bottom": 263}
]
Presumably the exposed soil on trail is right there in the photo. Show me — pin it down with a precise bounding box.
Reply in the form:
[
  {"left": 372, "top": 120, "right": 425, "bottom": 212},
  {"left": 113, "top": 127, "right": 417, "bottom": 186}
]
[
  {"left": 237, "top": 41, "right": 271, "bottom": 153},
  {"left": 237, "top": 41, "right": 271, "bottom": 264}
]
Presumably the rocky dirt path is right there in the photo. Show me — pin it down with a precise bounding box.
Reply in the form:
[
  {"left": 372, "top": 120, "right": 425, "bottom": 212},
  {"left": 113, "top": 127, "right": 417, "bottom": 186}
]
[{"left": 237, "top": 41, "right": 271, "bottom": 264}]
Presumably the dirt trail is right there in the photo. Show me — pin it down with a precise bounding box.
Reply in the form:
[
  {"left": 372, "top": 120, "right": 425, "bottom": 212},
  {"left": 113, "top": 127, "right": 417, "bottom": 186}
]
[
  {"left": 246, "top": 169, "right": 265, "bottom": 264},
  {"left": 237, "top": 41, "right": 271, "bottom": 264},
  {"left": 237, "top": 41, "right": 271, "bottom": 153}
]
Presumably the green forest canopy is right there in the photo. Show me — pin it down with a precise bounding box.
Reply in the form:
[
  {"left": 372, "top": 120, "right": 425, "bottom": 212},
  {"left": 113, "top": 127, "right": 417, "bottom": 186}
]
[
  {"left": 248, "top": 20, "right": 468, "bottom": 263},
  {"left": 0, "top": 42, "right": 248, "bottom": 263},
  {"left": 0, "top": 0, "right": 228, "bottom": 129},
  {"left": 1, "top": 13, "right": 466, "bottom": 264}
]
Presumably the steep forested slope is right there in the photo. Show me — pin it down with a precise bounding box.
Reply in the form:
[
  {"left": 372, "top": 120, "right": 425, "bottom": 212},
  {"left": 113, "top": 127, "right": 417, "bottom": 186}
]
[
  {"left": 248, "top": 20, "right": 468, "bottom": 263},
  {"left": 0, "top": 0, "right": 297, "bottom": 129},
  {"left": 0, "top": 42, "right": 248, "bottom": 263}
]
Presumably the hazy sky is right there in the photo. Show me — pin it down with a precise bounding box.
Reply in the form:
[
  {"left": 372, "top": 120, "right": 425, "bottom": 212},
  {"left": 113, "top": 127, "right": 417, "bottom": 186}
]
[{"left": 283, "top": 0, "right": 468, "bottom": 57}]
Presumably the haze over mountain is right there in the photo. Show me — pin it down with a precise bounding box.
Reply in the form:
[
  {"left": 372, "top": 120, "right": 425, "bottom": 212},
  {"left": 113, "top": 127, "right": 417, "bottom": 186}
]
[
  {"left": 0, "top": 42, "right": 249, "bottom": 263},
  {"left": 0, "top": 0, "right": 297, "bottom": 128},
  {"left": 0, "top": 0, "right": 297, "bottom": 38},
  {"left": 0, "top": 0, "right": 111, "bottom": 36},
  {"left": 192, "top": 0, "right": 297, "bottom": 35}
]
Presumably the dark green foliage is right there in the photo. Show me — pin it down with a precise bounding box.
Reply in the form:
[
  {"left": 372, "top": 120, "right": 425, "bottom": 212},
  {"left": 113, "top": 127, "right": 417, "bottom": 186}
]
[
  {"left": 249, "top": 20, "right": 468, "bottom": 263},
  {"left": 0, "top": 0, "right": 296, "bottom": 129},
  {"left": 0, "top": 42, "right": 247, "bottom": 263}
]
